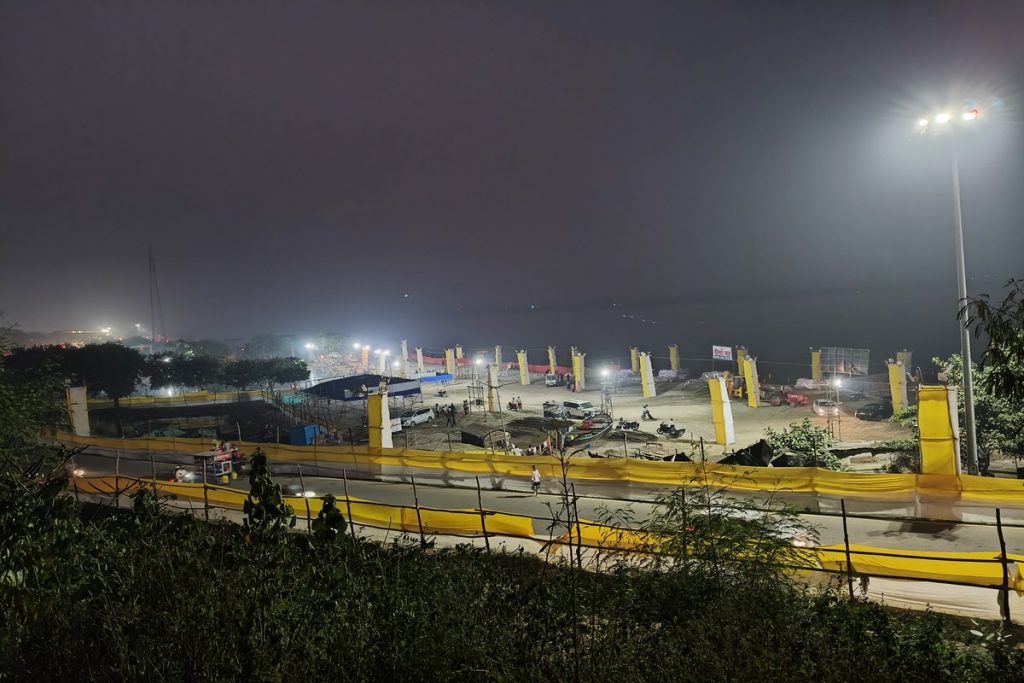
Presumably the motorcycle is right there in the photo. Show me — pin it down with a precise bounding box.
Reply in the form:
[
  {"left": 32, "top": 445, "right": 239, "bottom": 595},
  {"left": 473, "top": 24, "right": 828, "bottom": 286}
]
[
  {"left": 657, "top": 422, "right": 685, "bottom": 438},
  {"left": 616, "top": 417, "right": 639, "bottom": 431}
]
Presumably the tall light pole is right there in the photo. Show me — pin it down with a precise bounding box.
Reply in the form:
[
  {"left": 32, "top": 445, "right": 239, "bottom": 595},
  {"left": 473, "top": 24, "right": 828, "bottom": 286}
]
[{"left": 917, "top": 107, "right": 981, "bottom": 473}]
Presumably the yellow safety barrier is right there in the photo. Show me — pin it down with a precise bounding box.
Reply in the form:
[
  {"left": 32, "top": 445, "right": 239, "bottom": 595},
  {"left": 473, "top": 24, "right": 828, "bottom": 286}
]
[
  {"left": 73, "top": 475, "right": 1024, "bottom": 594},
  {"left": 70, "top": 475, "right": 535, "bottom": 538},
  {"left": 553, "top": 520, "right": 1024, "bottom": 593},
  {"left": 54, "top": 433, "right": 1024, "bottom": 507}
]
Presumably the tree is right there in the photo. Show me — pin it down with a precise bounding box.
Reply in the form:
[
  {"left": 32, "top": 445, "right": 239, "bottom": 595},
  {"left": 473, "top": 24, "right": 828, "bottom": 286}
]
[
  {"left": 64, "top": 343, "right": 145, "bottom": 408},
  {"left": 246, "top": 334, "right": 285, "bottom": 359},
  {"left": 173, "top": 354, "right": 222, "bottom": 390},
  {"left": 963, "top": 278, "right": 1024, "bottom": 403},
  {"left": 763, "top": 418, "right": 841, "bottom": 470},
  {"left": 0, "top": 333, "right": 66, "bottom": 449},
  {"left": 181, "top": 339, "right": 232, "bottom": 358},
  {"left": 221, "top": 359, "right": 260, "bottom": 391},
  {"left": 268, "top": 356, "right": 309, "bottom": 385}
]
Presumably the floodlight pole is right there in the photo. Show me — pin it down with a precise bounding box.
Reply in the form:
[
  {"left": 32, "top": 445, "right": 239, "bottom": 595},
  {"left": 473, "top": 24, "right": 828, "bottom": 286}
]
[{"left": 952, "top": 154, "right": 979, "bottom": 474}]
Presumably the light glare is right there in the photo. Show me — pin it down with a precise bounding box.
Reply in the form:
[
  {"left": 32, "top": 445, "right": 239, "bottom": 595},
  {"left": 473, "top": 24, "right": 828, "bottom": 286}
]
[{"left": 934, "top": 112, "right": 951, "bottom": 124}]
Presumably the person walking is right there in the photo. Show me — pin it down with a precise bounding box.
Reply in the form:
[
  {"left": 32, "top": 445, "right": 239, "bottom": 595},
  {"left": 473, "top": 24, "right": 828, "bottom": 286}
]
[
  {"left": 530, "top": 465, "right": 541, "bottom": 496},
  {"left": 463, "top": 399, "right": 470, "bottom": 416},
  {"left": 450, "top": 404, "right": 458, "bottom": 427}
]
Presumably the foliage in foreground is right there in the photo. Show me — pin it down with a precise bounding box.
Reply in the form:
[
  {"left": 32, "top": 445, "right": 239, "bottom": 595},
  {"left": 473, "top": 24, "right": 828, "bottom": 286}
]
[
  {"left": 2, "top": 453, "right": 1022, "bottom": 681},
  {"left": 763, "top": 417, "right": 842, "bottom": 470}
]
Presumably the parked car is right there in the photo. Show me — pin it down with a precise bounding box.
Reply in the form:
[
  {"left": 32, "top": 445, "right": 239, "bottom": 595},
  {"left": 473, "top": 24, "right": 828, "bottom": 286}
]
[
  {"left": 811, "top": 399, "right": 840, "bottom": 417},
  {"left": 544, "top": 373, "right": 560, "bottom": 387},
  {"left": 400, "top": 407, "right": 434, "bottom": 426},
  {"left": 855, "top": 402, "right": 893, "bottom": 421},
  {"left": 562, "top": 399, "right": 599, "bottom": 419},
  {"left": 543, "top": 401, "right": 567, "bottom": 418}
]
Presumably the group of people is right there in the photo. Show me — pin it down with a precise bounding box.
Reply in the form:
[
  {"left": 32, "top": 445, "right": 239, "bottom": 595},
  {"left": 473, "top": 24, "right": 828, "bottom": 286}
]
[
  {"left": 507, "top": 441, "right": 552, "bottom": 456},
  {"left": 507, "top": 397, "right": 524, "bottom": 411},
  {"left": 434, "top": 402, "right": 471, "bottom": 427}
]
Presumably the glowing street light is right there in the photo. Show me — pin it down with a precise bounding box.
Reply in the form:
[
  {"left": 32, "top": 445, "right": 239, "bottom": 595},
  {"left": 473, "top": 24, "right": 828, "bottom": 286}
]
[
  {"left": 913, "top": 104, "right": 984, "bottom": 473},
  {"left": 353, "top": 342, "right": 361, "bottom": 349}
]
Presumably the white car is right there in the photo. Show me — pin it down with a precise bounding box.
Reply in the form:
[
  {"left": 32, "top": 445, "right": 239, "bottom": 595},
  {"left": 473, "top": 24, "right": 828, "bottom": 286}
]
[
  {"left": 562, "top": 400, "right": 599, "bottom": 419},
  {"left": 400, "top": 407, "right": 434, "bottom": 426},
  {"left": 811, "top": 399, "right": 840, "bottom": 417}
]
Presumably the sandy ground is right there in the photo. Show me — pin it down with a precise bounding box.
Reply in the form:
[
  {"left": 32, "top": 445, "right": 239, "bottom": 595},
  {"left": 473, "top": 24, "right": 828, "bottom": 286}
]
[{"left": 400, "top": 373, "right": 911, "bottom": 460}]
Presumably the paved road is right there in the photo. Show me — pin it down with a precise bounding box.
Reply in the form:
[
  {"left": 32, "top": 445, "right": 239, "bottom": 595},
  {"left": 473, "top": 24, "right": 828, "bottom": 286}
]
[{"left": 73, "top": 449, "right": 1024, "bottom": 554}]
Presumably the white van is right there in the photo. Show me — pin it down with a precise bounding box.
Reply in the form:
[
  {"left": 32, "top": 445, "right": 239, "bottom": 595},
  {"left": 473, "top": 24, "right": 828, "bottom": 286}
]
[
  {"left": 544, "top": 373, "right": 559, "bottom": 387},
  {"left": 562, "top": 400, "right": 599, "bottom": 419}
]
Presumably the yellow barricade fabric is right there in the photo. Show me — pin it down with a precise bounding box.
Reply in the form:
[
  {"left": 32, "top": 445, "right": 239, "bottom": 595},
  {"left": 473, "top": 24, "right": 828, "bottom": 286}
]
[
  {"left": 70, "top": 475, "right": 534, "bottom": 539},
  {"left": 918, "top": 385, "right": 960, "bottom": 476},
  {"left": 816, "top": 544, "right": 1024, "bottom": 593},
  {"left": 53, "top": 433, "right": 1024, "bottom": 507}
]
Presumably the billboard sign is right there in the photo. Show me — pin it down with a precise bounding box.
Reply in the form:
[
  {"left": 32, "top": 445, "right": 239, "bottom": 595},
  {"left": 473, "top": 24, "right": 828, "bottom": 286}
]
[{"left": 712, "top": 345, "right": 733, "bottom": 361}]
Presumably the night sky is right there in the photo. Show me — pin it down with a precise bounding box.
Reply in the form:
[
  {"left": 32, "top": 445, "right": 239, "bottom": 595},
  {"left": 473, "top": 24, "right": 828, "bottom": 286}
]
[{"left": 2, "top": 1, "right": 1022, "bottom": 370}]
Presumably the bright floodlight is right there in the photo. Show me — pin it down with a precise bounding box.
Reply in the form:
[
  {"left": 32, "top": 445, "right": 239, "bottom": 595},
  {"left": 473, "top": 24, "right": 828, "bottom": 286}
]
[
  {"left": 475, "top": 358, "right": 483, "bottom": 365},
  {"left": 353, "top": 342, "right": 361, "bottom": 349},
  {"left": 362, "top": 345, "right": 370, "bottom": 350},
  {"left": 304, "top": 342, "right": 315, "bottom": 350},
  {"left": 934, "top": 112, "right": 951, "bottom": 124},
  {"left": 382, "top": 350, "right": 390, "bottom": 356},
  {"left": 962, "top": 109, "right": 978, "bottom": 121},
  {"left": 916, "top": 118, "right": 929, "bottom": 128},
  {"left": 833, "top": 378, "right": 843, "bottom": 387},
  {"left": 601, "top": 368, "right": 609, "bottom": 377},
  {"left": 374, "top": 348, "right": 381, "bottom": 354}
]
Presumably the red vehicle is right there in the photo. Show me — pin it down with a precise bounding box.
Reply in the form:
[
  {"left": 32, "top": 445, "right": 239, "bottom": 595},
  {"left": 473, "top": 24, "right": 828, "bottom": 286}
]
[{"left": 759, "top": 386, "right": 808, "bottom": 407}]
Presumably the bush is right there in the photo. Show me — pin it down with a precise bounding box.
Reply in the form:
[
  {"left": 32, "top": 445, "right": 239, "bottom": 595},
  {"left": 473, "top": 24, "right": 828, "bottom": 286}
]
[{"left": 1, "top": 450, "right": 1021, "bottom": 681}]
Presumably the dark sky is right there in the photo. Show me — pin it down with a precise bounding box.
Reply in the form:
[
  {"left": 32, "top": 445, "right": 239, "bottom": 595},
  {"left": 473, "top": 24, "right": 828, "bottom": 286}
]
[{"left": 2, "top": 1, "right": 1023, "bottom": 370}]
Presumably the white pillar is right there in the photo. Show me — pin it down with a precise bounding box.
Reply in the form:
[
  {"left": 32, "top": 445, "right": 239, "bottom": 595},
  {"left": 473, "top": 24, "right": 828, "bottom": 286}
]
[
  {"left": 398, "top": 340, "right": 409, "bottom": 378},
  {"left": 415, "top": 347, "right": 425, "bottom": 374},
  {"left": 487, "top": 364, "right": 499, "bottom": 412}
]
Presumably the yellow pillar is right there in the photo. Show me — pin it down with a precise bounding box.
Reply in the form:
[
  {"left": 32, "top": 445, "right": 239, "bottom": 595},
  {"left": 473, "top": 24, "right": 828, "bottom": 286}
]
[
  {"left": 630, "top": 347, "right": 639, "bottom": 374},
  {"left": 896, "top": 349, "right": 912, "bottom": 371},
  {"left": 668, "top": 344, "right": 680, "bottom": 373},
  {"left": 487, "top": 364, "right": 499, "bottom": 412},
  {"left": 887, "top": 360, "right": 907, "bottom": 413},
  {"left": 571, "top": 350, "right": 586, "bottom": 392},
  {"left": 742, "top": 356, "right": 760, "bottom": 408},
  {"left": 494, "top": 345, "right": 502, "bottom": 369},
  {"left": 639, "top": 352, "right": 656, "bottom": 398},
  {"left": 517, "top": 350, "right": 530, "bottom": 385},
  {"left": 455, "top": 345, "right": 463, "bottom": 360},
  {"left": 547, "top": 346, "right": 557, "bottom": 375},
  {"left": 444, "top": 348, "right": 455, "bottom": 376},
  {"left": 708, "top": 376, "right": 735, "bottom": 445},
  {"left": 736, "top": 347, "right": 746, "bottom": 377},
  {"left": 360, "top": 346, "right": 370, "bottom": 370},
  {"left": 811, "top": 349, "right": 821, "bottom": 384},
  {"left": 918, "top": 385, "right": 960, "bottom": 476},
  {"left": 367, "top": 391, "right": 393, "bottom": 448}
]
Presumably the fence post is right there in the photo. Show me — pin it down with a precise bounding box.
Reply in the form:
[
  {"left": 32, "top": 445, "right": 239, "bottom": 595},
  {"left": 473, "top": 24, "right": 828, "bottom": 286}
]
[
  {"left": 202, "top": 460, "right": 209, "bottom": 522},
  {"left": 411, "top": 475, "right": 427, "bottom": 548},
  {"left": 342, "top": 469, "right": 358, "bottom": 548},
  {"left": 476, "top": 476, "right": 491, "bottom": 552},
  {"left": 297, "top": 464, "right": 312, "bottom": 534},
  {"left": 150, "top": 451, "right": 156, "bottom": 481},
  {"left": 349, "top": 428, "right": 355, "bottom": 454},
  {"left": 72, "top": 474, "right": 80, "bottom": 506},
  {"left": 447, "top": 431, "right": 453, "bottom": 451},
  {"left": 996, "top": 508, "right": 1012, "bottom": 625},
  {"left": 313, "top": 435, "right": 320, "bottom": 476},
  {"left": 114, "top": 449, "right": 121, "bottom": 508},
  {"left": 571, "top": 483, "right": 584, "bottom": 570},
  {"left": 840, "top": 498, "right": 855, "bottom": 601}
]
